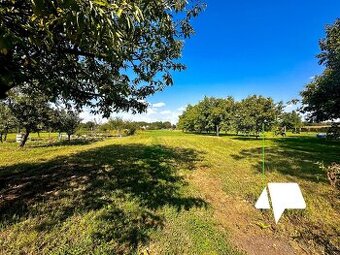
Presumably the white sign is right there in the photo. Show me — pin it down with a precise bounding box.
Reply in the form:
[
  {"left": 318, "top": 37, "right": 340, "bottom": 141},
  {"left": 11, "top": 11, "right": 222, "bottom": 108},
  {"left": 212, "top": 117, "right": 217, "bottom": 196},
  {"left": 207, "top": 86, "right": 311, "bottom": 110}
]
[{"left": 255, "top": 183, "right": 306, "bottom": 223}]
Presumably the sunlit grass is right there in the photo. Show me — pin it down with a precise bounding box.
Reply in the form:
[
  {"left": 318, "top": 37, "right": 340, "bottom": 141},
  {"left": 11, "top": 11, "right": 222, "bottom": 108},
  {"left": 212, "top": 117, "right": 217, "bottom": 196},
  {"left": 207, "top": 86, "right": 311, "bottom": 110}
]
[{"left": 0, "top": 130, "right": 338, "bottom": 254}]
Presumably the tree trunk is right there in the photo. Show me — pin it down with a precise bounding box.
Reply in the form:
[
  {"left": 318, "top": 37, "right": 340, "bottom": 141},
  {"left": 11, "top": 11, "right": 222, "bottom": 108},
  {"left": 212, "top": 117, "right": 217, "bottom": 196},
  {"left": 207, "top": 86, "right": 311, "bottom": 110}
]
[
  {"left": 20, "top": 131, "right": 30, "bottom": 147},
  {"left": 3, "top": 132, "right": 7, "bottom": 141},
  {"left": 216, "top": 125, "right": 220, "bottom": 136},
  {"left": 67, "top": 134, "right": 71, "bottom": 142},
  {"left": 0, "top": 133, "right": 2, "bottom": 143}
]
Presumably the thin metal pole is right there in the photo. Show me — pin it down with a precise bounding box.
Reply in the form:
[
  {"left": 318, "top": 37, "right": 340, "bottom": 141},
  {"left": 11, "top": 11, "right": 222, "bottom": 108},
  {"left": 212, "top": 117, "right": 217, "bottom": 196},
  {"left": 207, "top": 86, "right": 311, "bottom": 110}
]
[{"left": 262, "top": 122, "right": 265, "bottom": 180}]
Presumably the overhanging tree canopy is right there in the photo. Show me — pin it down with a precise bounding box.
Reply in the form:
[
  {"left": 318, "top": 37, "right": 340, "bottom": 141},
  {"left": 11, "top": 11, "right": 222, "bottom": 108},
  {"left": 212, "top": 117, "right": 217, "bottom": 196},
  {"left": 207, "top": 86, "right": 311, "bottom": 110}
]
[
  {"left": 0, "top": 0, "right": 205, "bottom": 116},
  {"left": 301, "top": 19, "right": 340, "bottom": 121}
]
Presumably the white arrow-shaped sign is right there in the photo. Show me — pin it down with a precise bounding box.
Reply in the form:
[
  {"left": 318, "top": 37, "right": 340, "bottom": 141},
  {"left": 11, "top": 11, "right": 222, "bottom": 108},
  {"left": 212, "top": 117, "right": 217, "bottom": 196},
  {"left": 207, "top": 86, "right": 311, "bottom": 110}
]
[{"left": 255, "top": 183, "right": 306, "bottom": 223}]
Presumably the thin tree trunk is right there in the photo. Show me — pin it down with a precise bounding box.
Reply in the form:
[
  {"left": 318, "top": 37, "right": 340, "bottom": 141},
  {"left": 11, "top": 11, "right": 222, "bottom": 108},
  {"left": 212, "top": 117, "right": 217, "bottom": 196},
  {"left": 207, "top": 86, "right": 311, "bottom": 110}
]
[
  {"left": 4, "top": 132, "right": 7, "bottom": 141},
  {"left": 216, "top": 125, "right": 220, "bottom": 136},
  {"left": 20, "top": 131, "right": 30, "bottom": 147},
  {"left": 0, "top": 133, "right": 2, "bottom": 143},
  {"left": 68, "top": 134, "right": 71, "bottom": 142}
]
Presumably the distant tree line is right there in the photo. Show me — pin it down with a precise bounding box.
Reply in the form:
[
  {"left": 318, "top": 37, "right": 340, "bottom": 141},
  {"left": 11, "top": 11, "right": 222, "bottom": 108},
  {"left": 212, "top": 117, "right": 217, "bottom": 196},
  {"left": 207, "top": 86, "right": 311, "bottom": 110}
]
[
  {"left": 79, "top": 119, "right": 175, "bottom": 135},
  {"left": 133, "top": 121, "right": 175, "bottom": 130},
  {"left": 0, "top": 89, "right": 177, "bottom": 147},
  {"left": 177, "top": 95, "right": 302, "bottom": 136}
]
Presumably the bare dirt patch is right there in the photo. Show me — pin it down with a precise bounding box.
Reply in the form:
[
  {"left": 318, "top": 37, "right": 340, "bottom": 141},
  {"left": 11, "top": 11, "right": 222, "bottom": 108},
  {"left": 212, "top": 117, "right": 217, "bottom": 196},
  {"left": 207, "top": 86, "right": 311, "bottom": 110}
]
[{"left": 189, "top": 168, "right": 308, "bottom": 255}]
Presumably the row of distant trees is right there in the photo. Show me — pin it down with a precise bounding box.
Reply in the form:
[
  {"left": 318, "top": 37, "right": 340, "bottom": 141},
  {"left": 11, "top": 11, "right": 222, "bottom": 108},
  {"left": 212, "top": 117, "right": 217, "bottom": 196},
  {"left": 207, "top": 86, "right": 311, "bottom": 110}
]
[
  {"left": 0, "top": 91, "right": 176, "bottom": 147},
  {"left": 96, "top": 120, "right": 174, "bottom": 133},
  {"left": 177, "top": 95, "right": 302, "bottom": 136},
  {"left": 78, "top": 118, "right": 175, "bottom": 137}
]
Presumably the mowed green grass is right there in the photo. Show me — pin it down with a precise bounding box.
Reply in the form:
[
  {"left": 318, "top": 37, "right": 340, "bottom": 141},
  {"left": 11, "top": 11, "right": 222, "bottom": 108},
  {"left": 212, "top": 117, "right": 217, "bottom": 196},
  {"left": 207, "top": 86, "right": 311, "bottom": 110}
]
[{"left": 0, "top": 130, "right": 339, "bottom": 254}]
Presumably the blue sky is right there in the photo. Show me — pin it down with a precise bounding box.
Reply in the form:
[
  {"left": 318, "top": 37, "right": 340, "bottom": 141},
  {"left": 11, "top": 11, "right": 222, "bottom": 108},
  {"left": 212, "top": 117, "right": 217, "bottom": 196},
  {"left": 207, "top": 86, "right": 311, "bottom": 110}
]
[{"left": 81, "top": 0, "right": 340, "bottom": 124}]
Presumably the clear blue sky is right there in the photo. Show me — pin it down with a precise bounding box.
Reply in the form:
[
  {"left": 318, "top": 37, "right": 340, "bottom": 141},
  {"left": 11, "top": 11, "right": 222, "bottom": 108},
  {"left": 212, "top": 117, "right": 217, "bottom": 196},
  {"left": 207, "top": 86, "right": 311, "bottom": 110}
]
[{"left": 85, "top": 0, "right": 340, "bottom": 123}]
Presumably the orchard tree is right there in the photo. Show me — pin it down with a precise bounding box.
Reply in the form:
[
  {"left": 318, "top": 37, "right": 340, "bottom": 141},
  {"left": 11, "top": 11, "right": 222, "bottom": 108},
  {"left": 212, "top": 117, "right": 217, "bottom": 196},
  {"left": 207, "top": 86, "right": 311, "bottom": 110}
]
[
  {"left": 206, "top": 98, "right": 223, "bottom": 136},
  {"left": 301, "top": 19, "right": 340, "bottom": 121},
  {"left": 248, "top": 95, "right": 281, "bottom": 136},
  {"left": 188, "top": 97, "right": 211, "bottom": 133},
  {"left": 52, "top": 109, "right": 81, "bottom": 141},
  {"left": 219, "top": 96, "right": 235, "bottom": 134},
  {"left": 234, "top": 100, "right": 255, "bottom": 135},
  {"left": 108, "top": 117, "right": 125, "bottom": 130},
  {"left": 229, "top": 95, "right": 281, "bottom": 136},
  {"left": 178, "top": 105, "right": 199, "bottom": 132},
  {"left": 178, "top": 96, "right": 235, "bottom": 135},
  {"left": 79, "top": 121, "right": 97, "bottom": 131},
  {"left": 8, "top": 92, "right": 51, "bottom": 147},
  {"left": 280, "top": 111, "right": 302, "bottom": 131},
  {"left": 206, "top": 97, "right": 234, "bottom": 136},
  {"left": 0, "top": 0, "right": 205, "bottom": 117},
  {"left": 0, "top": 101, "right": 16, "bottom": 142}
]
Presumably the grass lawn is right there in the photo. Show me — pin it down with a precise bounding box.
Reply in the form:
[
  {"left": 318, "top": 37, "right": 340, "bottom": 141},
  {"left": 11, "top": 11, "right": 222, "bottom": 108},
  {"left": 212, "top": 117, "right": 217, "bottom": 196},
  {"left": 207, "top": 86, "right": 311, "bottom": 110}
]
[{"left": 0, "top": 130, "right": 339, "bottom": 254}]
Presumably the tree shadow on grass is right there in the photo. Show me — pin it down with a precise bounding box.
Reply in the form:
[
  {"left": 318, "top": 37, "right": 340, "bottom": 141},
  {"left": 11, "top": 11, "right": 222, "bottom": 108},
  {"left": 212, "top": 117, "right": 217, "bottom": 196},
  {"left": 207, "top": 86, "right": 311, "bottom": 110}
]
[
  {"left": 183, "top": 131, "right": 234, "bottom": 137},
  {"left": 0, "top": 144, "right": 206, "bottom": 253},
  {"left": 28, "top": 138, "right": 104, "bottom": 148},
  {"left": 231, "top": 136, "right": 340, "bottom": 184}
]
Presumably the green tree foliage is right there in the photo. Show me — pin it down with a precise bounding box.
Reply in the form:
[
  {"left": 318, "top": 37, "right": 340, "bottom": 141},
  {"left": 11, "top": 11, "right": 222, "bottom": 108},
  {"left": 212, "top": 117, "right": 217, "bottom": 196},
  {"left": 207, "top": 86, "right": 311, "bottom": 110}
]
[
  {"left": 177, "top": 97, "right": 234, "bottom": 135},
  {"left": 8, "top": 92, "right": 51, "bottom": 147},
  {"left": 51, "top": 109, "right": 81, "bottom": 141},
  {"left": 0, "top": 0, "right": 205, "bottom": 117},
  {"left": 178, "top": 95, "right": 282, "bottom": 136},
  {"left": 107, "top": 117, "right": 137, "bottom": 136},
  {"left": 122, "top": 121, "right": 137, "bottom": 136},
  {"left": 108, "top": 117, "right": 125, "bottom": 132},
  {"left": 177, "top": 104, "right": 200, "bottom": 132},
  {"left": 79, "top": 121, "right": 97, "bottom": 131},
  {"left": 235, "top": 95, "right": 281, "bottom": 136},
  {"left": 280, "top": 111, "right": 302, "bottom": 131},
  {"left": 301, "top": 19, "right": 340, "bottom": 121},
  {"left": 0, "top": 101, "right": 16, "bottom": 142},
  {"left": 144, "top": 121, "right": 172, "bottom": 130},
  {"left": 219, "top": 97, "right": 236, "bottom": 134},
  {"left": 326, "top": 122, "right": 340, "bottom": 140},
  {"left": 107, "top": 120, "right": 173, "bottom": 131},
  {"left": 98, "top": 122, "right": 111, "bottom": 133},
  {"left": 201, "top": 97, "right": 234, "bottom": 136},
  {"left": 178, "top": 97, "right": 235, "bottom": 135}
]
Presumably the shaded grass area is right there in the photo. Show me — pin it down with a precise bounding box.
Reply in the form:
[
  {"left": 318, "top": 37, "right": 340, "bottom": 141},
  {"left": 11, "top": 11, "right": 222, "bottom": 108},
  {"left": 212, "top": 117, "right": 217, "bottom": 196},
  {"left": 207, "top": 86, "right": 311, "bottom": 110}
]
[
  {"left": 0, "top": 137, "right": 239, "bottom": 254},
  {"left": 232, "top": 136, "right": 340, "bottom": 183}
]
